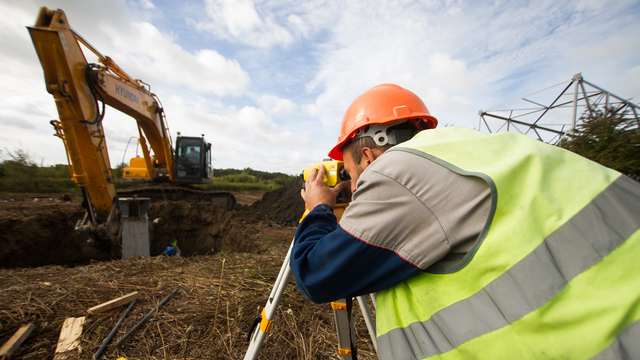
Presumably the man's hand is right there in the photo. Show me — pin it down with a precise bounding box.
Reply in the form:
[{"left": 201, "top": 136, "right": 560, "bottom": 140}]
[{"left": 301, "top": 165, "right": 347, "bottom": 209}]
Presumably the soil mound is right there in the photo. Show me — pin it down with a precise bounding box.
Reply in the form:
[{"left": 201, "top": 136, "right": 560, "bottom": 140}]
[
  {"left": 251, "top": 177, "right": 305, "bottom": 226},
  {"left": 0, "top": 202, "right": 92, "bottom": 268}
]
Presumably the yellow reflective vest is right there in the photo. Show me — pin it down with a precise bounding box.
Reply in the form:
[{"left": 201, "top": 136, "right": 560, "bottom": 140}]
[{"left": 376, "top": 127, "right": 640, "bottom": 360}]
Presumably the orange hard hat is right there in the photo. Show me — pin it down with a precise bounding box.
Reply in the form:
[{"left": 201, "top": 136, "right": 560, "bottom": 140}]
[{"left": 328, "top": 84, "right": 438, "bottom": 160}]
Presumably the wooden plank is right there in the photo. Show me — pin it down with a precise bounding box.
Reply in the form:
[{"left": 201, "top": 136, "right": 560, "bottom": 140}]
[
  {"left": 53, "top": 317, "right": 85, "bottom": 360},
  {"left": 0, "top": 323, "right": 35, "bottom": 359},
  {"left": 87, "top": 291, "right": 139, "bottom": 314}
]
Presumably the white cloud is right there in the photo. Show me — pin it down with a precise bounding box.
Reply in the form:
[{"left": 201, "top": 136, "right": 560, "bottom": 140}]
[
  {"left": 219, "top": 105, "right": 308, "bottom": 148},
  {"left": 286, "top": 14, "right": 307, "bottom": 37},
  {"left": 139, "top": 0, "right": 155, "bottom": 10},
  {"left": 103, "top": 21, "right": 251, "bottom": 97},
  {"left": 193, "top": 0, "right": 294, "bottom": 48},
  {"left": 424, "top": 53, "right": 473, "bottom": 94},
  {"left": 236, "top": 106, "right": 278, "bottom": 135},
  {"left": 304, "top": 1, "right": 479, "bottom": 131},
  {"left": 206, "top": 0, "right": 262, "bottom": 37},
  {"left": 0, "top": 116, "right": 37, "bottom": 130},
  {"left": 257, "top": 95, "right": 297, "bottom": 115},
  {"left": 149, "top": 94, "right": 315, "bottom": 173},
  {"left": 302, "top": 103, "right": 318, "bottom": 117},
  {"left": 564, "top": 35, "right": 640, "bottom": 72},
  {"left": 1, "top": 0, "right": 639, "bottom": 175},
  {"left": 620, "top": 65, "right": 640, "bottom": 103}
]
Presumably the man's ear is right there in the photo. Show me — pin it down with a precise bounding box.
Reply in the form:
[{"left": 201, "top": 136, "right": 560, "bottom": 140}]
[{"left": 361, "top": 147, "right": 376, "bottom": 165}]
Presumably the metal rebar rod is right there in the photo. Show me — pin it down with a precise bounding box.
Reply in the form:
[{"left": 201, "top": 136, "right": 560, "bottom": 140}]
[
  {"left": 93, "top": 298, "right": 138, "bottom": 359},
  {"left": 114, "top": 288, "right": 179, "bottom": 349}
]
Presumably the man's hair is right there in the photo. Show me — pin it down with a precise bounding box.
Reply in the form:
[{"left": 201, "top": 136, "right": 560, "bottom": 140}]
[{"left": 344, "top": 120, "right": 423, "bottom": 164}]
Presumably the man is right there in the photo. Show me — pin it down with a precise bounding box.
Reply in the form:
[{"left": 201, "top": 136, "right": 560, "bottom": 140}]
[
  {"left": 186, "top": 147, "right": 199, "bottom": 163},
  {"left": 290, "top": 83, "right": 640, "bottom": 359}
]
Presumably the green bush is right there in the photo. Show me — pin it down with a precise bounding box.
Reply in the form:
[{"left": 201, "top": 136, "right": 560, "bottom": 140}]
[
  {"left": 558, "top": 107, "right": 640, "bottom": 181},
  {"left": 213, "top": 167, "right": 294, "bottom": 185},
  {"left": 200, "top": 181, "right": 283, "bottom": 192}
]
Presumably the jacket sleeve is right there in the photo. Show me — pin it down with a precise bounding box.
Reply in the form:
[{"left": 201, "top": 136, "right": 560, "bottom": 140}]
[{"left": 290, "top": 204, "right": 422, "bottom": 304}]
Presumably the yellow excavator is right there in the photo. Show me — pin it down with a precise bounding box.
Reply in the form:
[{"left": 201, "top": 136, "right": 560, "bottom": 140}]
[{"left": 27, "top": 7, "right": 235, "bottom": 250}]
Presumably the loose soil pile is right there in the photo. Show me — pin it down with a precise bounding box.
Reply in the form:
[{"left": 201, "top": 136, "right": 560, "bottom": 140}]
[
  {"left": 0, "top": 200, "right": 93, "bottom": 268},
  {"left": 251, "top": 176, "right": 305, "bottom": 227}
]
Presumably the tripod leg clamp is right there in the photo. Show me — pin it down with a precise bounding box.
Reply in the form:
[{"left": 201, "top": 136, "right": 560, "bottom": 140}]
[
  {"left": 331, "top": 302, "right": 348, "bottom": 311},
  {"left": 259, "top": 308, "right": 274, "bottom": 333}
]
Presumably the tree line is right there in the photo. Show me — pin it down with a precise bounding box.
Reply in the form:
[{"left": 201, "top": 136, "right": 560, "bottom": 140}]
[{"left": 0, "top": 150, "right": 296, "bottom": 193}]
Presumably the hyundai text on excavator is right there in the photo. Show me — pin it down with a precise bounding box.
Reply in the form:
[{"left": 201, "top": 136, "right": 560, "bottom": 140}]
[{"left": 27, "top": 7, "right": 236, "bottom": 253}]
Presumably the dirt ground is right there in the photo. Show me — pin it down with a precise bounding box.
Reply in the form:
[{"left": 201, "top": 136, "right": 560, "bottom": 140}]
[{"left": 0, "top": 181, "right": 377, "bottom": 359}]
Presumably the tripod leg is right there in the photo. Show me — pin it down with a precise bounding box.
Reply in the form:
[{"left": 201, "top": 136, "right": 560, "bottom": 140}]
[
  {"left": 332, "top": 298, "right": 358, "bottom": 360},
  {"left": 356, "top": 295, "right": 377, "bottom": 353},
  {"left": 245, "top": 238, "right": 379, "bottom": 360},
  {"left": 244, "top": 238, "right": 295, "bottom": 360}
]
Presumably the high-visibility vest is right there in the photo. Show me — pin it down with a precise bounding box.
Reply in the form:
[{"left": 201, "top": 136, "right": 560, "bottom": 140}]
[{"left": 376, "top": 127, "right": 640, "bottom": 360}]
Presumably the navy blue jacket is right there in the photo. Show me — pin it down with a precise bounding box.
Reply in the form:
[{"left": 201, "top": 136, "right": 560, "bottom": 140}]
[{"left": 290, "top": 205, "right": 422, "bottom": 303}]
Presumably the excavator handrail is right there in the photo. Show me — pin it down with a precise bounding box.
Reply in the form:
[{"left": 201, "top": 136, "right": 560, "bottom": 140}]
[
  {"left": 151, "top": 93, "right": 173, "bottom": 151},
  {"left": 71, "top": 26, "right": 139, "bottom": 87}
]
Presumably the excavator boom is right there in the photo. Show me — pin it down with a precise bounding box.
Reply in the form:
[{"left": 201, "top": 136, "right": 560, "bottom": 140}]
[
  {"left": 27, "top": 7, "right": 235, "bottom": 250},
  {"left": 28, "top": 8, "right": 116, "bottom": 213}
]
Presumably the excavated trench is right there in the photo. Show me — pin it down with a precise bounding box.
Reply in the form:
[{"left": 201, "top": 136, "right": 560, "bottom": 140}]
[{"left": 0, "top": 178, "right": 304, "bottom": 268}]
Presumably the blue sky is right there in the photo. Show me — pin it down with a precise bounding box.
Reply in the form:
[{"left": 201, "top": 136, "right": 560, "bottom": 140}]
[{"left": 1, "top": 0, "right": 639, "bottom": 174}]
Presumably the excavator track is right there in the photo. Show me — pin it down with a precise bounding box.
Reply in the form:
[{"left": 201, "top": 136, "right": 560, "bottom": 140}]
[{"left": 117, "top": 186, "right": 236, "bottom": 210}]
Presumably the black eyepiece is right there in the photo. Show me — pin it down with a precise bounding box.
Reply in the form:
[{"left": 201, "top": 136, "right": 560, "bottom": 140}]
[{"left": 339, "top": 167, "right": 350, "bottom": 181}]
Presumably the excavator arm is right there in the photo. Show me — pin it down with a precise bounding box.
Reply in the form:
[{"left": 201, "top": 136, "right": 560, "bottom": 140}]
[
  {"left": 27, "top": 7, "right": 174, "bottom": 215},
  {"left": 27, "top": 7, "right": 236, "bottom": 255}
]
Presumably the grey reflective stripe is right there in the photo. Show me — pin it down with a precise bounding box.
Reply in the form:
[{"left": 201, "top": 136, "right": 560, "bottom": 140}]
[
  {"left": 378, "top": 175, "right": 640, "bottom": 360},
  {"left": 590, "top": 319, "right": 640, "bottom": 360}
]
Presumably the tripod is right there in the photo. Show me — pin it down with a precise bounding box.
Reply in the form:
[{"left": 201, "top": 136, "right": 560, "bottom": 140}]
[{"left": 244, "top": 237, "right": 378, "bottom": 360}]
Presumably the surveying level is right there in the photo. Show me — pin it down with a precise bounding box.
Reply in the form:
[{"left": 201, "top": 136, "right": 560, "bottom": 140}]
[
  {"left": 303, "top": 159, "right": 350, "bottom": 188},
  {"left": 244, "top": 162, "right": 376, "bottom": 360},
  {"left": 300, "top": 159, "right": 352, "bottom": 221}
]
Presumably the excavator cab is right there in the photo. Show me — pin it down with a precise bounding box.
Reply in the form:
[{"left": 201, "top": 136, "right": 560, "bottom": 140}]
[{"left": 174, "top": 136, "right": 213, "bottom": 184}]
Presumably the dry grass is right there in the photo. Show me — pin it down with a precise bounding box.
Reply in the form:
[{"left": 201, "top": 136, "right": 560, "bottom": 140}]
[{"left": 0, "top": 250, "right": 377, "bottom": 359}]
